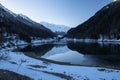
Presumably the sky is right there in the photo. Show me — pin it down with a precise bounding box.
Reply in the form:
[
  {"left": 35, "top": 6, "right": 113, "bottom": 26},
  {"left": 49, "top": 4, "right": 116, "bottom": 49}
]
[{"left": 0, "top": 0, "right": 113, "bottom": 27}]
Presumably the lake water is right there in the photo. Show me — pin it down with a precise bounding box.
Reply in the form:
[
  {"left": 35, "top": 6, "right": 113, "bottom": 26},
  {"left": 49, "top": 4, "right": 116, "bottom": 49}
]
[{"left": 17, "top": 41, "right": 120, "bottom": 68}]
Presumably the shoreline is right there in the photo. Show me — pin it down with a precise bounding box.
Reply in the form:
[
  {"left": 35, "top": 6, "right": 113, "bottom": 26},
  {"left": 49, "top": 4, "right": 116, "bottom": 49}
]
[
  {"left": 0, "top": 40, "right": 120, "bottom": 70},
  {"left": 0, "top": 48, "right": 120, "bottom": 80},
  {"left": 67, "top": 38, "right": 120, "bottom": 43},
  {"left": 0, "top": 47, "right": 120, "bottom": 70}
]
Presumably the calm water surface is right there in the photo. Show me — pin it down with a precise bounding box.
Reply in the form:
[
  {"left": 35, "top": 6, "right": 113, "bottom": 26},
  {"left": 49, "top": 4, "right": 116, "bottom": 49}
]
[{"left": 17, "top": 41, "right": 120, "bottom": 67}]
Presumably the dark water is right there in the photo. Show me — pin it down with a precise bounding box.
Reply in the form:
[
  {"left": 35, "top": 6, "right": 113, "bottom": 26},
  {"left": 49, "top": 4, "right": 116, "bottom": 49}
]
[{"left": 17, "top": 42, "right": 120, "bottom": 68}]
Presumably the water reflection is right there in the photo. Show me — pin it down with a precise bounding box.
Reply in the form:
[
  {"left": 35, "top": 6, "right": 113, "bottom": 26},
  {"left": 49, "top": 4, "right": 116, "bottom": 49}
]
[
  {"left": 67, "top": 42, "right": 120, "bottom": 55},
  {"left": 67, "top": 42, "right": 120, "bottom": 67},
  {"left": 20, "top": 44, "right": 54, "bottom": 57},
  {"left": 17, "top": 42, "right": 120, "bottom": 67}
]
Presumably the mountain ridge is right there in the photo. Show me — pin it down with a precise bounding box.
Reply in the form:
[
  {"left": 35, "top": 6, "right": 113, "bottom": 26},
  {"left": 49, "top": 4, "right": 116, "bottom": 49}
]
[
  {"left": 67, "top": 1, "right": 120, "bottom": 40},
  {"left": 0, "top": 3, "right": 55, "bottom": 43}
]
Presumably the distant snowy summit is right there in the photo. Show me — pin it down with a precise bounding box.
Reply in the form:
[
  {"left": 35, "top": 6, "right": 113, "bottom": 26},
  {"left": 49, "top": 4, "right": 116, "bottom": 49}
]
[{"left": 40, "top": 22, "right": 70, "bottom": 32}]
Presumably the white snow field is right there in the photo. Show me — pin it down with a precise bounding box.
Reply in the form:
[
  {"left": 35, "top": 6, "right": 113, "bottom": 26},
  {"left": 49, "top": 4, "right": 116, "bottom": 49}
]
[{"left": 0, "top": 50, "right": 120, "bottom": 80}]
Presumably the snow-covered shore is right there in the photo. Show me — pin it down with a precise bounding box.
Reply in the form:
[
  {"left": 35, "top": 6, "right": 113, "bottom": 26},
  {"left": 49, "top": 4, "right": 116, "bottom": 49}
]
[
  {"left": 1, "top": 38, "right": 120, "bottom": 49},
  {"left": 0, "top": 49, "right": 120, "bottom": 80},
  {"left": 0, "top": 39, "right": 120, "bottom": 80},
  {"left": 67, "top": 38, "right": 120, "bottom": 42}
]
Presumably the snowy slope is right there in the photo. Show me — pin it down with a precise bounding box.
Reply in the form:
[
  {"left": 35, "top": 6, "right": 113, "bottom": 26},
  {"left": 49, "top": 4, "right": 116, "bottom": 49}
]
[
  {"left": 40, "top": 22, "right": 70, "bottom": 32},
  {"left": 0, "top": 50, "right": 120, "bottom": 80}
]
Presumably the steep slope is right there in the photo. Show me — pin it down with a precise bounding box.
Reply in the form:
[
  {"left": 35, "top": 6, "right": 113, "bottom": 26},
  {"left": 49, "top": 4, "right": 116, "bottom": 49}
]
[
  {"left": 67, "top": 1, "right": 120, "bottom": 39},
  {"left": 0, "top": 4, "right": 55, "bottom": 43}
]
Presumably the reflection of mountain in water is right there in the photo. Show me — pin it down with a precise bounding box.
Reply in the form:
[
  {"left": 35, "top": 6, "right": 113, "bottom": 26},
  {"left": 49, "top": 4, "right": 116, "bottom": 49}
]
[
  {"left": 67, "top": 42, "right": 120, "bottom": 55},
  {"left": 42, "top": 45, "right": 70, "bottom": 58},
  {"left": 16, "top": 42, "right": 120, "bottom": 67},
  {"left": 67, "top": 42, "right": 120, "bottom": 62},
  {"left": 20, "top": 44, "right": 54, "bottom": 57}
]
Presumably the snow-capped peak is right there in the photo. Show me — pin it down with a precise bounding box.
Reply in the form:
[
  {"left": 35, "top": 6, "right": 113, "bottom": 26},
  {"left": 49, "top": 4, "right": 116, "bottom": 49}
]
[
  {"left": 40, "top": 22, "right": 70, "bottom": 32},
  {"left": 17, "top": 14, "right": 31, "bottom": 21},
  {"left": 17, "top": 13, "right": 37, "bottom": 24}
]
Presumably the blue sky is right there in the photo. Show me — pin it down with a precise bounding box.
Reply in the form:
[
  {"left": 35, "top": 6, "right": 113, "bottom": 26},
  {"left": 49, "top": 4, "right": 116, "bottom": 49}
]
[{"left": 0, "top": 0, "right": 113, "bottom": 27}]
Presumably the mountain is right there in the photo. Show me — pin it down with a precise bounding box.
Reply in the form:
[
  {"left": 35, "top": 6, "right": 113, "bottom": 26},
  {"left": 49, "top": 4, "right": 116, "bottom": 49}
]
[
  {"left": 67, "top": 1, "right": 120, "bottom": 39},
  {"left": 0, "top": 3, "right": 55, "bottom": 43},
  {"left": 40, "top": 22, "right": 70, "bottom": 32}
]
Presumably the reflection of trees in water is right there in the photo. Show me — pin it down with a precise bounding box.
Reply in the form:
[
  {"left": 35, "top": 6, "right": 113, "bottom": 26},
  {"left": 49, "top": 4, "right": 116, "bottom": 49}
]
[
  {"left": 20, "top": 44, "right": 54, "bottom": 57},
  {"left": 67, "top": 42, "right": 120, "bottom": 55},
  {"left": 19, "top": 43, "right": 67, "bottom": 60},
  {"left": 67, "top": 42, "right": 120, "bottom": 63},
  {"left": 54, "top": 44, "right": 66, "bottom": 48},
  {"left": 17, "top": 42, "right": 120, "bottom": 67}
]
